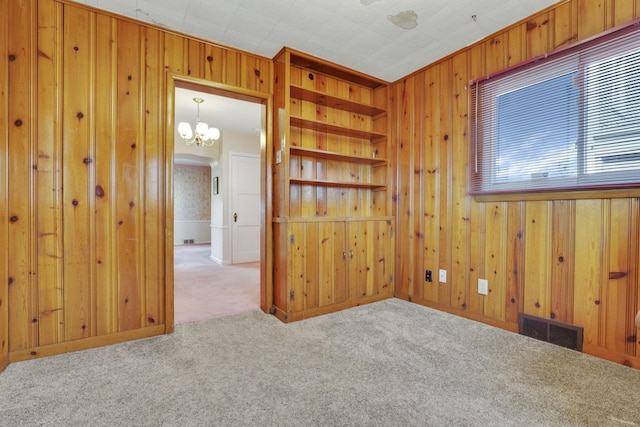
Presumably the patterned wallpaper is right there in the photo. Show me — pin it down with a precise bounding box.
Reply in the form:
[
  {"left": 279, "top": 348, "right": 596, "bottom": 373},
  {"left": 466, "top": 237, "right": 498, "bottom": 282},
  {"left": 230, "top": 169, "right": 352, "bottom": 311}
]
[{"left": 174, "top": 165, "right": 211, "bottom": 220}]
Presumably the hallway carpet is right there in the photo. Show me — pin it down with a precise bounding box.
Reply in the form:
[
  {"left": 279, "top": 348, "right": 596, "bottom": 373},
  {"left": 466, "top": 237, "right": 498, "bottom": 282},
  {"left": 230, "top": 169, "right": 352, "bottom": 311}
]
[{"left": 174, "top": 244, "right": 259, "bottom": 324}]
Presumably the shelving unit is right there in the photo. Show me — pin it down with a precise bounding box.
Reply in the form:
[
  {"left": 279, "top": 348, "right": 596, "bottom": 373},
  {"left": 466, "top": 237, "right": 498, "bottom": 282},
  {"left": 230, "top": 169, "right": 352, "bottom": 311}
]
[{"left": 272, "top": 47, "right": 394, "bottom": 322}]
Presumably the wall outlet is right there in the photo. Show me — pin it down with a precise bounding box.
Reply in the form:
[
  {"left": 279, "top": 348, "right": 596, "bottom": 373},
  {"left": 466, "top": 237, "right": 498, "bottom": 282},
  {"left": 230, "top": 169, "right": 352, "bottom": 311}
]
[
  {"left": 275, "top": 149, "right": 282, "bottom": 164},
  {"left": 478, "top": 278, "right": 489, "bottom": 295},
  {"left": 439, "top": 269, "right": 447, "bottom": 283},
  {"left": 426, "top": 270, "right": 432, "bottom": 282}
]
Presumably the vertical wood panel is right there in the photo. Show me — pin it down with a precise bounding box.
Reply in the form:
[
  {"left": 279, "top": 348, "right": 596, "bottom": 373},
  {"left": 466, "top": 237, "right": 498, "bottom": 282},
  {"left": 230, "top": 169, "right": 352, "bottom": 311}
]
[
  {"left": 606, "top": 199, "right": 631, "bottom": 353},
  {"left": 504, "top": 202, "right": 524, "bottom": 324},
  {"left": 578, "top": 0, "right": 606, "bottom": 39},
  {"left": 36, "top": 0, "right": 63, "bottom": 346},
  {"left": 436, "top": 60, "right": 453, "bottom": 303},
  {"left": 62, "top": 5, "right": 93, "bottom": 341},
  {"left": 115, "top": 20, "right": 142, "bottom": 332},
  {"left": 423, "top": 67, "right": 439, "bottom": 303},
  {"left": 450, "top": 53, "right": 469, "bottom": 311},
  {"left": 574, "top": 200, "right": 604, "bottom": 346},
  {"left": 550, "top": 200, "right": 575, "bottom": 323},
  {"left": 142, "top": 26, "right": 164, "bottom": 328},
  {"left": 94, "top": 14, "right": 117, "bottom": 336},
  {"left": 523, "top": 201, "right": 552, "bottom": 318},
  {"left": 0, "top": 0, "right": 9, "bottom": 370},
  {"left": 395, "top": 79, "right": 413, "bottom": 296},
  {"left": 485, "top": 203, "right": 506, "bottom": 321}
]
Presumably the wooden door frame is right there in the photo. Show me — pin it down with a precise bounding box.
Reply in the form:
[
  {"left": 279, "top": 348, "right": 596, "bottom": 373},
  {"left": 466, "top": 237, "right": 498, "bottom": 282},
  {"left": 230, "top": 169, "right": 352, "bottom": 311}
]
[{"left": 165, "top": 74, "right": 273, "bottom": 333}]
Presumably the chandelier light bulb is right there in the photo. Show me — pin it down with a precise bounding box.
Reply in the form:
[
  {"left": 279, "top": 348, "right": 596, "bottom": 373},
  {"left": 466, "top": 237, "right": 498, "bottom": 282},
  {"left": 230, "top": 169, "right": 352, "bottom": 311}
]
[{"left": 178, "top": 97, "right": 220, "bottom": 147}]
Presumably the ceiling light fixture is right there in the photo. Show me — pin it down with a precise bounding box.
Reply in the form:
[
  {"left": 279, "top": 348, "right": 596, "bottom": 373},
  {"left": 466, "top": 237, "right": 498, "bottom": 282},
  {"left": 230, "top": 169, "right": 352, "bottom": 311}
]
[{"left": 177, "top": 97, "right": 220, "bottom": 147}]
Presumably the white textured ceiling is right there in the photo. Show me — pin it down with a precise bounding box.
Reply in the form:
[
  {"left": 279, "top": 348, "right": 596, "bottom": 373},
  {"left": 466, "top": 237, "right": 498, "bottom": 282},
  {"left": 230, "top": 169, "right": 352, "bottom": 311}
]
[{"left": 78, "top": 0, "right": 559, "bottom": 82}]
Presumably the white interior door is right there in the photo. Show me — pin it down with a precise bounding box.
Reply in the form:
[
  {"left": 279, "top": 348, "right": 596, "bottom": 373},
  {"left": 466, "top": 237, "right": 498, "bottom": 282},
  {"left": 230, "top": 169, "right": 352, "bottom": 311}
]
[{"left": 231, "top": 153, "right": 260, "bottom": 263}]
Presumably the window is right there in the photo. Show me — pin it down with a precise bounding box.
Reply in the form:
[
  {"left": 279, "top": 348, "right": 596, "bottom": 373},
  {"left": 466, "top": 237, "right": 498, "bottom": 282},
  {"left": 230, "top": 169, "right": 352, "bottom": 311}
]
[{"left": 469, "top": 22, "right": 640, "bottom": 194}]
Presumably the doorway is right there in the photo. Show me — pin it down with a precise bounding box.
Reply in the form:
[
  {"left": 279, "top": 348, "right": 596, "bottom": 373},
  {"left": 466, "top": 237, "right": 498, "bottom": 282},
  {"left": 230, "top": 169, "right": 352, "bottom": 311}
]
[{"left": 169, "top": 78, "right": 269, "bottom": 326}]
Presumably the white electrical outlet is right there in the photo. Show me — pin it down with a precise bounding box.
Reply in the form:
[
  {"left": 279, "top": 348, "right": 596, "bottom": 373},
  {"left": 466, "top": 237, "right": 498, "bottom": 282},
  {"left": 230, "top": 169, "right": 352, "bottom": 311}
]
[
  {"left": 275, "top": 149, "right": 282, "bottom": 164},
  {"left": 439, "top": 269, "right": 447, "bottom": 283},
  {"left": 478, "top": 278, "right": 489, "bottom": 295}
]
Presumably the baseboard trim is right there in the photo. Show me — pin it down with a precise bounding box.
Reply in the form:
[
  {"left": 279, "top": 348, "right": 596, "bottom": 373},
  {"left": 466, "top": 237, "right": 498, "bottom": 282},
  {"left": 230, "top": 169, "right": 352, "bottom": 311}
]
[
  {"left": 9, "top": 325, "right": 166, "bottom": 363},
  {"left": 395, "top": 292, "right": 519, "bottom": 333},
  {"left": 273, "top": 293, "right": 393, "bottom": 323}
]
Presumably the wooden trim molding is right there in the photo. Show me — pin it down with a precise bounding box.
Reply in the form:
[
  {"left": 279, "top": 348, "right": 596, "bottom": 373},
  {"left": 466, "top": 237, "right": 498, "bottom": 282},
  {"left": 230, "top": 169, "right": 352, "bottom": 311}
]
[{"left": 9, "top": 325, "right": 166, "bottom": 362}]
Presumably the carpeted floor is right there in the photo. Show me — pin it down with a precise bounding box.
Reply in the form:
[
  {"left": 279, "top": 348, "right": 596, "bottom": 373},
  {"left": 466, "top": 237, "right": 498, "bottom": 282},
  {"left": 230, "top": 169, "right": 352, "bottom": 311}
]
[{"left": 1, "top": 298, "right": 639, "bottom": 426}]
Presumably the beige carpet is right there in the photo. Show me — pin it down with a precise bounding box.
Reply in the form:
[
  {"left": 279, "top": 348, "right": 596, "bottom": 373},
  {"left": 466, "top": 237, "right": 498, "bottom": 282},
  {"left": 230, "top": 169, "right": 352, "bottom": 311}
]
[
  {"left": 1, "top": 298, "right": 639, "bottom": 426},
  {"left": 174, "top": 244, "right": 259, "bottom": 324}
]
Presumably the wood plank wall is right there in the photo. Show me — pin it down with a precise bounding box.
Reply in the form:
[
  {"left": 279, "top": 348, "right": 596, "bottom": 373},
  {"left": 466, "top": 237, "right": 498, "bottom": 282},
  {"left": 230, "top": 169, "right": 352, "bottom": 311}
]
[
  {"left": 392, "top": 0, "right": 640, "bottom": 367},
  {"left": 2, "top": 0, "right": 271, "bottom": 363}
]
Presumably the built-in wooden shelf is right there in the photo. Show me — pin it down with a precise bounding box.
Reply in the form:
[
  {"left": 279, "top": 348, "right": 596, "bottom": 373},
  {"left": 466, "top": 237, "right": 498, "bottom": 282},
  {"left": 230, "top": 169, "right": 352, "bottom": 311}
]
[
  {"left": 290, "top": 115, "right": 387, "bottom": 142},
  {"left": 289, "top": 146, "right": 387, "bottom": 165},
  {"left": 290, "top": 85, "right": 386, "bottom": 117},
  {"left": 289, "top": 50, "right": 387, "bottom": 89},
  {"left": 289, "top": 177, "right": 386, "bottom": 190}
]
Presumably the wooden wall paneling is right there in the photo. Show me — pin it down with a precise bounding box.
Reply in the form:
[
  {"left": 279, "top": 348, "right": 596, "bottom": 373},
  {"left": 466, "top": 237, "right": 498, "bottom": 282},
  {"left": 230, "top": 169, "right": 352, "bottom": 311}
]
[
  {"left": 482, "top": 34, "right": 508, "bottom": 320},
  {"left": 36, "top": 0, "right": 63, "bottom": 346},
  {"left": 0, "top": 0, "right": 9, "bottom": 371},
  {"left": 506, "top": 24, "right": 526, "bottom": 68},
  {"left": 605, "top": 199, "right": 632, "bottom": 353},
  {"left": 187, "top": 39, "right": 204, "bottom": 79},
  {"left": 573, "top": 199, "right": 604, "bottom": 346},
  {"left": 94, "top": 14, "right": 118, "bottom": 336},
  {"left": 437, "top": 60, "right": 454, "bottom": 307},
  {"left": 526, "top": 11, "right": 551, "bottom": 58},
  {"left": 203, "top": 44, "right": 224, "bottom": 83},
  {"left": 550, "top": 200, "right": 575, "bottom": 324},
  {"left": 245, "top": 55, "right": 270, "bottom": 94},
  {"left": 163, "top": 33, "right": 186, "bottom": 76},
  {"left": 423, "top": 67, "right": 439, "bottom": 303},
  {"left": 485, "top": 34, "right": 506, "bottom": 76},
  {"left": 62, "top": 5, "right": 93, "bottom": 341},
  {"left": 450, "top": 53, "right": 470, "bottom": 311},
  {"left": 466, "top": 47, "right": 484, "bottom": 316},
  {"left": 504, "top": 202, "right": 525, "bottom": 325},
  {"left": 223, "top": 50, "right": 240, "bottom": 88},
  {"left": 395, "top": 78, "right": 413, "bottom": 296},
  {"left": 611, "top": 0, "right": 636, "bottom": 26},
  {"left": 411, "top": 75, "right": 424, "bottom": 298},
  {"left": 577, "top": 0, "right": 607, "bottom": 39},
  {"left": 523, "top": 201, "right": 552, "bottom": 318},
  {"left": 142, "top": 26, "right": 164, "bottom": 328},
  {"left": 553, "top": 0, "right": 578, "bottom": 48},
  {"left": 484, "top": 202, "right": 507, "bottom": 321},
  {"left": 115, "top": 20, "right": 142, "bottom": 332},
  {"left": 7, "top": 0, "right": 35, "bottom": 353}
]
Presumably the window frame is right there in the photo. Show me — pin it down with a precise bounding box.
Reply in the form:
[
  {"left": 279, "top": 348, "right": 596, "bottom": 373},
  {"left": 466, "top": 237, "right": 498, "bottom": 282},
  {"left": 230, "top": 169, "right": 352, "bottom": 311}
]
[{"left": 469, "top": 19, "right": 640, "bottom": 197}]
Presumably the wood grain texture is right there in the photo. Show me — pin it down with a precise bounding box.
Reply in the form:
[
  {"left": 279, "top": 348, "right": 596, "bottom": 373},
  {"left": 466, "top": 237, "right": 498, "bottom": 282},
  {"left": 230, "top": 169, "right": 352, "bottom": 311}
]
[
  {"left": 391, "top": 0, "right": 640, "bottom": 366},
  {"left": 5, "top": 0, "right": 271, "bottom": 359},
  {"left": 0, "top": 0, "right": 9, "bottom": 373}
]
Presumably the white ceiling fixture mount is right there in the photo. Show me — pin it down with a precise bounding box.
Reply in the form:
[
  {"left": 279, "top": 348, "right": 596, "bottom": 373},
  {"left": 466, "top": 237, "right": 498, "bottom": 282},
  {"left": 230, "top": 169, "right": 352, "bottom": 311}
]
[{"left": 178, "top": 97, "right": 220, "bottom": 147}]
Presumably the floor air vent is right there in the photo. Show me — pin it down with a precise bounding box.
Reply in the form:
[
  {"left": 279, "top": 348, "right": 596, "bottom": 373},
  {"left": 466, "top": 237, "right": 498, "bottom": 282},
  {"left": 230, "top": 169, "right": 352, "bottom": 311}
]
[{"left": 518, "top": 313, "right": 583, "bottom": 351}]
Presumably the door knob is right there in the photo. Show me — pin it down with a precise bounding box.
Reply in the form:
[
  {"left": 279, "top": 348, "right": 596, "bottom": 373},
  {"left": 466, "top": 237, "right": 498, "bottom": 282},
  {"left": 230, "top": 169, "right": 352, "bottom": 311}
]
[{"left": 234, "top": 212, "right": 238, "bottom": 222}]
